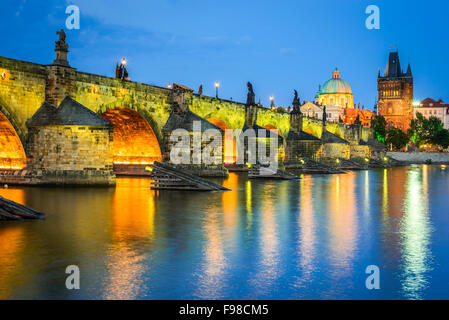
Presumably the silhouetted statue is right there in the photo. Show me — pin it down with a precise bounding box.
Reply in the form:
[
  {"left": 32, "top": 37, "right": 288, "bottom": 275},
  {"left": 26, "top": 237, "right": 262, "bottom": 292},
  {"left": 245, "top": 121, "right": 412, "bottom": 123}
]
[
  {"left": 56, "top": 29, "right": 67, "bottom": 46},
  {"left": 198, "top": 85, "right": 203, "bottom": 96},
  {"left": 246, "top": 82, "right": 255, "bottom": 106},
  {"left": 355, "top": 113, "right": 362, "bottom": 125},
  {"left": 322, "top": 105, "right": 327, "bottom": 123},
  {"left": 53, "top": 29, "right": 69, "bottom": 66},
  {"left": 292, "top": 90, "right": 301, "bottom": 113}
]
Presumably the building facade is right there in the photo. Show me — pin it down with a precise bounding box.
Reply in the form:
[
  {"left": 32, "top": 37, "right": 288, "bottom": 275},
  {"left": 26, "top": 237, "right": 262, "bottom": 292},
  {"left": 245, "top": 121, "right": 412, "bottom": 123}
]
[
  {"left": 300, "top": 101, "right": 343, "bottom": 123},
  {"left": 413, "top": 98, "right": 449, "bottom": 129},
  {"left": 377, "top": 51, "right": 414, "bottom": 131}
]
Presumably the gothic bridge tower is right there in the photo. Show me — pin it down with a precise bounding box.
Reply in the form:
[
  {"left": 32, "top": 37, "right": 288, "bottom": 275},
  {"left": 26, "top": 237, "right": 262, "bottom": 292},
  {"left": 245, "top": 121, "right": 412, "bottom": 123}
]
[{"left": 377, "top": 51, "right": 413, "bottom": 131}]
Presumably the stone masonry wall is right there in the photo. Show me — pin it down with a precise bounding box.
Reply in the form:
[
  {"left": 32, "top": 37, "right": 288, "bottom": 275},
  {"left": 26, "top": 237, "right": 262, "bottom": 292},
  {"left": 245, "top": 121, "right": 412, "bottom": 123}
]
[
  {"left": 322, "top": 143, "right": 350, "bottom": 160},
  {"left": 350, "top": 145, "right": 371, "bottom": 159},
  {"left": 0, "top": 57, "right": 46, "bottom": 143},
  {"left": 27, "top": 125, "right": 114, "bottom": 172}
]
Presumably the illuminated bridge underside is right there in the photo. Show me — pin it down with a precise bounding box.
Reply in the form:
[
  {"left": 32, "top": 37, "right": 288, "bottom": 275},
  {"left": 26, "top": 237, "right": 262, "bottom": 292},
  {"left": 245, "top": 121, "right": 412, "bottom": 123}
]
[
  {"left": 0, "top": 112, "right": 26, "bottom": 170},
  {"left": 207, "top": 118, "right": 236, "bottom": 164},
  {"left": 102, "top": 108, "right": 162, "bottom": 165}
]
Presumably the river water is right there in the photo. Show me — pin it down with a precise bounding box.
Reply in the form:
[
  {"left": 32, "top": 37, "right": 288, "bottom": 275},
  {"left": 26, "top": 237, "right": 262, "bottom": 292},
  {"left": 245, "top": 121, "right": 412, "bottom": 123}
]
[{"left": 0, "top": 165, "right": 448, "bottom": 300}]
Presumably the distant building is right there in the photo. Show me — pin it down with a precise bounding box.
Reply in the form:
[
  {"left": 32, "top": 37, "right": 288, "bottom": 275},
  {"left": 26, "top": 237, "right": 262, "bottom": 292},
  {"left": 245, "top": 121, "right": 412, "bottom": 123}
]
[
  {"left": 309, "top": 67, "right": 374, "bottom": 127},
  {"left": 413, "top": 98, "right": 449, "bottom": 129},
  {"left": 377, "top": 51, "right": 414, "bottom": 131},
  {"left": 316, "top": 68, "right": 354, "bottom": 108},
  {"left": 300, "top": 101, "right": 342, "bottom": 122}
]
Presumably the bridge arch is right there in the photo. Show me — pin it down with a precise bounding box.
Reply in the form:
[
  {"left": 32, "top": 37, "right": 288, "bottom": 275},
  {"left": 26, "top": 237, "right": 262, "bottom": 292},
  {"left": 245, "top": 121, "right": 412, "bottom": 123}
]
[
  {"left": 0, "top": 106, "right": 27, "bottom": 170},
  {"left": 101, "top": 107, "right": 162, "bottom": 166},
  {"left": 207, "top": 117, "right": 237, "bottom": 164}
]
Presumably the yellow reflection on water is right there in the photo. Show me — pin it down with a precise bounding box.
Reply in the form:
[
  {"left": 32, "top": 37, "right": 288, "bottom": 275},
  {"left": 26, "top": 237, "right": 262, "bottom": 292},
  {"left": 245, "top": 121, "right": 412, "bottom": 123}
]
[
  {"left": 250, "top": 184, "right": 279, "bottom": 294},
  {"left": 0, "top": 188, "right": 26, "bottom": 299},
  {"left": 296, "top": 177, "right": 315, "bottom": 286},
  {"left": 246, "top": 180, "right": 252, "bottom": 230},
  {"left": 222, "top": 173, "right": 239, "bottom": 230},
  {"left": 0, "top": 226, "right": 25, "bottom": 299},
  {"left": 102, "top": 178, "right": 156, "bottom": 300},
  {"left": 0, "top": 187, "right": 25, "bottom": 205},
  {"left": 328, "top": 174, "right": 357, "bottom": 261},
  {"left": 197, "top": 208, "right": 226, "bottom": 299},
  {"left": 401, "top": 167, "right": 431, "bottom": 299}
]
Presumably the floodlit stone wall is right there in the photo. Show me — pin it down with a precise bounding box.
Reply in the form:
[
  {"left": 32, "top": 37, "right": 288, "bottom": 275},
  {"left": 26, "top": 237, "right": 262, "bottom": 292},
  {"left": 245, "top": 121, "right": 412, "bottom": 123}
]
[
  {"left": 322, "top": 143, "right": 350, "bottom": 160},
  {"left": 285, "top": 140, "right": 323, "bottom": 163},
  {"left": 350, "top": 145, "right": 371, "bottom": 159},
  {"left": 26, "top": 125, "right": 115, "bottom": 185}
]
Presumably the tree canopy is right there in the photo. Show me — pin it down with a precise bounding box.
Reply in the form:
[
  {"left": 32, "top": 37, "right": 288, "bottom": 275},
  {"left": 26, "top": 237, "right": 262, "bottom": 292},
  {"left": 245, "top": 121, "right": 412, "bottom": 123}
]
[
  {"left": 409, "top": 113, "right": 446, "bottom": 149},
  {"left": 373, "top": 115, "right": 387, "bottom": 143}
]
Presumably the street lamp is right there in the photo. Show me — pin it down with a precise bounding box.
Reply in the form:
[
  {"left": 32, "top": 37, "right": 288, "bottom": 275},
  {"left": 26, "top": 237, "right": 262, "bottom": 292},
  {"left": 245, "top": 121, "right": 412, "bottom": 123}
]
[
  {"left": 168, "top": 84, "right": 172, "bottom": 89},
  {"left": 121, "top": 58, "right": 127, "bottom": 66},
  {"left": 270, "top": 96, "right": 275, "bottom": 110},
  {"left": 215, "top": 82, "right": 220, "bottom": 98}
]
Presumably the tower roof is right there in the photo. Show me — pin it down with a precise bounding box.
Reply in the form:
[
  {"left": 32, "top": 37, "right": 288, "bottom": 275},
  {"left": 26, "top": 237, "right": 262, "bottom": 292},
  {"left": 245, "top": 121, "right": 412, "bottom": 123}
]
[{"left": 384, "top": 51, "right": 403, "bottom": 78}]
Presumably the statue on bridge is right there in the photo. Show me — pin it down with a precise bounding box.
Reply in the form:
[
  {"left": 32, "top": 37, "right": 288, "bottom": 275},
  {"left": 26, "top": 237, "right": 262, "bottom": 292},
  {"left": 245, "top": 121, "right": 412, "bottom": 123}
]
[
  {"left": 53, "top": 29, "right": 70, "bottom": 67},
  {"left": 292, "top": 90, "right": 302, "bottom": 114},
  {"left": 115, "top": 59, "right": 129, "bottom": 81},
  {"left": 322, "top": 105, "right": 327, "bottom": 123},
  {"left": 246, "top": 82, "right": 255, "bottom": 106}
]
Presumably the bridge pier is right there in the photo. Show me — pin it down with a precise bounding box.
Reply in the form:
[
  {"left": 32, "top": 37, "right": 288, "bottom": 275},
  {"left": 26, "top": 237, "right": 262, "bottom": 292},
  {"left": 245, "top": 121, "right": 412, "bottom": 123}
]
[{"left": 162, "top": 84, "right": 228, "bottom": 177}]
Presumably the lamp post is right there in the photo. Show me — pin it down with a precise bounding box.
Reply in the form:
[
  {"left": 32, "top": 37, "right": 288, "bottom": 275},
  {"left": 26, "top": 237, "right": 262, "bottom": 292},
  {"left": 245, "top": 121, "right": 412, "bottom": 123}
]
[
  {"left": 270, "top": 96, "right": 275, "bottom": 110},
  {"left": 215, "top": 82, "right": 220, "bottom": 98}
]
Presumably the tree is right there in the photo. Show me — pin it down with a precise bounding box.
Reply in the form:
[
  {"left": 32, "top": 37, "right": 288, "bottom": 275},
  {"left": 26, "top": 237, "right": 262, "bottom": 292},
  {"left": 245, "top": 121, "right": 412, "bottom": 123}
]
[
  {"left": 432, "top": 129, "right": 449, "bottom": 150},
  {"left": 373, "top": 115, "right": 387, "bottom": 143},
  {"left": 386, "top": 127, "right": 410, "bottom": 150},
  {"left": 409, "top": 113, "right": 443, "bottom": 147},
  {"left": 276, "top": 107, "right": 286, "bottom": 113}
]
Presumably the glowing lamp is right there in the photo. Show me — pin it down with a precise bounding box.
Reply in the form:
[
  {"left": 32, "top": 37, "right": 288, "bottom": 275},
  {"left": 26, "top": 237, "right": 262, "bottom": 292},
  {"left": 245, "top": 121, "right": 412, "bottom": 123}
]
[
  {"left": 383, "top": 157, "right": 388, "bottom": 162},
  {"left": 365, "top": 158, "right": 369, "bottom": 162},
  {"left": 121, "top": 58, "right": 127, "bottom": 66},
  {"left": 215, "top": 82, "right": 220, "bottom": 88},
  {"left": 145, "top": 166, "right": 153, "bottom": 172},
  {"left": 168, "top": 84, "right": 172, "bottom": 89},
  {"left": 336, "top": 159, "right": 340, "bottom": 164},
  {"left": 412, "top": 101, "right": 421, "bottom": 107}
]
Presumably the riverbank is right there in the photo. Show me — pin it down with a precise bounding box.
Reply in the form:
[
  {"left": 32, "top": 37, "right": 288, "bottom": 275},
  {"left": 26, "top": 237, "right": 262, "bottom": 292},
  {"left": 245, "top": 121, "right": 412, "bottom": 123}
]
[{"left": 387, "top": 152, "right": 449, "bottom": 164}]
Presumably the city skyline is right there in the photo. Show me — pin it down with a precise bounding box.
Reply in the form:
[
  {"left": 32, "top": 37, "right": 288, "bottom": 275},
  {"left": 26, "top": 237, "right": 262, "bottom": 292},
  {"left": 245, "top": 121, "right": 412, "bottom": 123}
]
[{"left": 3, "top": 0, "right": 449, "bottom": 109}]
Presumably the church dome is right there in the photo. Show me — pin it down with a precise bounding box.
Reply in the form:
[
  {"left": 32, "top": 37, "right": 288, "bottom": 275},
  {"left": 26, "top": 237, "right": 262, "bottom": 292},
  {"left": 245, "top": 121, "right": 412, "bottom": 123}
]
[{"left": 320, "top": 68, "right": 352, "bottom": 95}]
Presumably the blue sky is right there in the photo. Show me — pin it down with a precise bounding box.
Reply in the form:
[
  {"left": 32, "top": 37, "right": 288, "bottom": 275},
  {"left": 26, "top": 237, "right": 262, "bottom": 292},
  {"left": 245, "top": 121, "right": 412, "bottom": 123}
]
[{"left": 3, "top": 0, "right": 449, "bottom": 109}]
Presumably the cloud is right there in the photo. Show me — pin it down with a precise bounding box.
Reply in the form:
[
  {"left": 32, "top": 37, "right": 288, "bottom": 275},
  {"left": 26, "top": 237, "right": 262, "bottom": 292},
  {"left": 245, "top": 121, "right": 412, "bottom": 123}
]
[{"left": 280, "top": 48, "right": 295, "bottom": 54}]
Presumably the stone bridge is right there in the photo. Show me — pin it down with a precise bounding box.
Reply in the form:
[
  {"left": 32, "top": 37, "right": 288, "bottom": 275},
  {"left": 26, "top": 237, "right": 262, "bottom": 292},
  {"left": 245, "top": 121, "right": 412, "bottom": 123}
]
[{"left": 0, "top": 42, "right": 372, "bottom": 171}]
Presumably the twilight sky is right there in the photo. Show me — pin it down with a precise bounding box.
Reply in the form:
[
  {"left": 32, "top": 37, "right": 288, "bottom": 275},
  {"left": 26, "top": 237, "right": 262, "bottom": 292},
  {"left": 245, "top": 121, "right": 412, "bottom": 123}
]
[{"left": 3, "top": 0, "right": 449, "bottom": 109}]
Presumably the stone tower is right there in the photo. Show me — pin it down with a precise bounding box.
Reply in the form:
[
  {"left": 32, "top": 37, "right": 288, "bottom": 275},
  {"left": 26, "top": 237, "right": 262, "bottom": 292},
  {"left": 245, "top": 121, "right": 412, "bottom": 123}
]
[{"left": 377, "top": 51, "right": 413, "bottom": 131}]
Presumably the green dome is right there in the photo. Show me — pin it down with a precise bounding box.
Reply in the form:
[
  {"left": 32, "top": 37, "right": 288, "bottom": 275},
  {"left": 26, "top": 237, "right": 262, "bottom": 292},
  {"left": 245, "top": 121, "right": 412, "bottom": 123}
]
[{"left": 319, "top": 68, "right": 352, "bottom": 95}]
